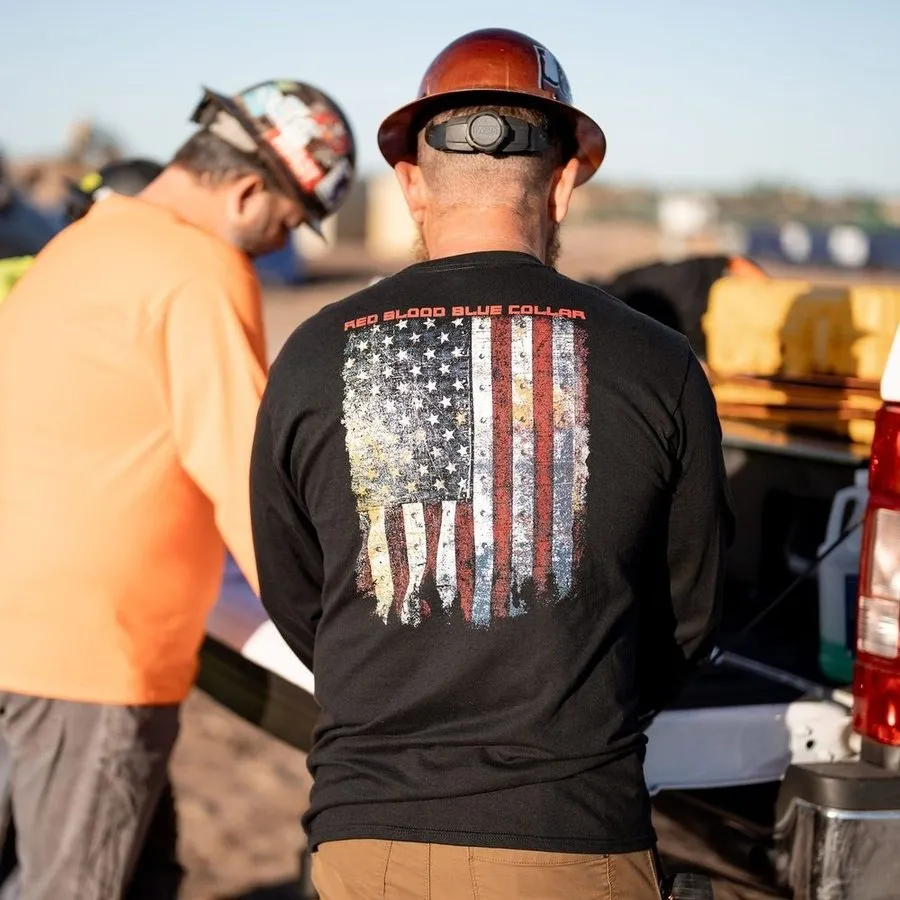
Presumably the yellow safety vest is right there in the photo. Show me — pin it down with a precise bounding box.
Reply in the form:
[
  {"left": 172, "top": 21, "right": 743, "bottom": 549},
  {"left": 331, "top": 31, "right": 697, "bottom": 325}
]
[{"left": 0, "top": 256, "right": 34, "bottom": 307}]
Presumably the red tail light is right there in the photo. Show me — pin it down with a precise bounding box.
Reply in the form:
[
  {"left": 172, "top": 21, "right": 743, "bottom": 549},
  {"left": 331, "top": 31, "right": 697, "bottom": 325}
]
[{"left": 853, "top": 403, "right": 900, "bottom": 746}]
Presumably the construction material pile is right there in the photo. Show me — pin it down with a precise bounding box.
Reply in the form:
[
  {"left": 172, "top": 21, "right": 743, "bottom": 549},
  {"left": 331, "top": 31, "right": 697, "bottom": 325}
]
[{"left": 703, "top": 277, "right": 900, "bottom": 447}]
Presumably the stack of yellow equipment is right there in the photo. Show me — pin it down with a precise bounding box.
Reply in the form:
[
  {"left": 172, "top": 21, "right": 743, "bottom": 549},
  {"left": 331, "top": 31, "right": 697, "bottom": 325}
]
[{"left": 702, "top": 277, "right": 900, "bottom": 446}]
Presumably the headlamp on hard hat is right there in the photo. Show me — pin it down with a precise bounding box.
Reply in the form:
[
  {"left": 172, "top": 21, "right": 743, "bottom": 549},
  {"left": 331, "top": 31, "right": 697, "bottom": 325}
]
[{"left": 425, "top": 112, "right": 550, "bottom": 157}]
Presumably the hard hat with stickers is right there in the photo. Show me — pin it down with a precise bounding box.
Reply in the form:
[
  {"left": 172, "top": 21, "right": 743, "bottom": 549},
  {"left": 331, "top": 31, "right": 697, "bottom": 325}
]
[{"left": 190, "top": 79, "right": 357, "bottom": 237}]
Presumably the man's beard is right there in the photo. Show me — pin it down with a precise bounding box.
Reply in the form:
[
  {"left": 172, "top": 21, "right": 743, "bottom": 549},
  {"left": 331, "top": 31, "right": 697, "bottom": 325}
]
[
  {"left": 226, "top": 214, "right": 287, "bottom": 258},
  {"left": 227, "top": 225, "right": 269, "bottom": 257},
  {"left": 545, "top": 225, "right": 561, "bottom": 268},
  {"left": 413, "top": 223, "right": 561, "bottom": 268},
  {"left": 413, "top": 231, "right": 429, "bottom": 262}
]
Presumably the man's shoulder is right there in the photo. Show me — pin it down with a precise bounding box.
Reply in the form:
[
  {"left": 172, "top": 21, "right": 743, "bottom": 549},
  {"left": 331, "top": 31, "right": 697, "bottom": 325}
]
[
  {"left": 160, "top": 224, "right": 256, "bottom": 287},
  {"left": 89, "top": 199, "right": 254, "bottom": 282},
  {"left": 280, "top": 267, "right": 690, "bottom": 354},
  {"left": 135, "top": 219, "right": 261, "bottom": 318},
  {"left": 553, "top": 270, "right": 691, "bottom": 355},
  {"left": 274, "top": 275, "right": 400, "bottom": 358}
]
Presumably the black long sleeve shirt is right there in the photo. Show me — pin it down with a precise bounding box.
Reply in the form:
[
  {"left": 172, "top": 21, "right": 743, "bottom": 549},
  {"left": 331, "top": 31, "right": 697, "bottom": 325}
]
[{"left": 250, "top": 251, "right": 734, "bottom": 854}]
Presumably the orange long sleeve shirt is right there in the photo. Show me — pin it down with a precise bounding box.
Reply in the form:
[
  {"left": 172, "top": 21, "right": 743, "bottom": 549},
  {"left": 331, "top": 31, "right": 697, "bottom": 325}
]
[{"left": 0, "top": 195, "right": 266, "bottom": 705}]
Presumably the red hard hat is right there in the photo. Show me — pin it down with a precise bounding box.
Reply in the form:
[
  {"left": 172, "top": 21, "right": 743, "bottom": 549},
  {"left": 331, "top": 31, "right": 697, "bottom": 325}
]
[{"left": 377, "top": 28, "right": 606, "bottom": 186}]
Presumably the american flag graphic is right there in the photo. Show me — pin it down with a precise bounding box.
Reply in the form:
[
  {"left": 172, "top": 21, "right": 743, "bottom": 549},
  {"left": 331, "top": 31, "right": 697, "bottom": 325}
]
[{"left": 342, "top": 313, "right": 590, "bottom": 627}]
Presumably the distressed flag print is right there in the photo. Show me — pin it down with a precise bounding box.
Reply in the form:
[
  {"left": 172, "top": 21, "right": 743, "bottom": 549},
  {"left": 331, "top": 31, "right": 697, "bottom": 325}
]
[{"left": 342, "top": 313, "right": 590, "bottom": 627}]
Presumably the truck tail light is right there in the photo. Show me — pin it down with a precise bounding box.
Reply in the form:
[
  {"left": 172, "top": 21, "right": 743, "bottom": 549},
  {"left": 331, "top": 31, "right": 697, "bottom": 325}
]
[{"left": 853, "top": 403, "right": 900, "bottom": 747}]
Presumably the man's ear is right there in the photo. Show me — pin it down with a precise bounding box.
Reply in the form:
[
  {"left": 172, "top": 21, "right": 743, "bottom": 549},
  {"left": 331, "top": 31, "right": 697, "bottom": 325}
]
[
  {"left": 228, "top": 173, "right": 266, "bottom": 217},
  {"left": 394, "top": 161, "right": 428, "bottom": 227},
  {"left": 549, "top": 157, "right": 580, "bottom": 225}
]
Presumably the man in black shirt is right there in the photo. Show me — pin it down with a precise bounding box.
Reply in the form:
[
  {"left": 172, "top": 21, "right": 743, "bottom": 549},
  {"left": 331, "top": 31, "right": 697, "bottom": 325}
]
[{"left": 250, "top": 27, "right": 733, "bottom": 900}]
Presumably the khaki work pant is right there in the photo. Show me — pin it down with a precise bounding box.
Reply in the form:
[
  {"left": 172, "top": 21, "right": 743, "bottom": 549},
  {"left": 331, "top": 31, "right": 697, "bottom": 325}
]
[{"left": 312, "top": 838, "right": 662, "bottom": 899}]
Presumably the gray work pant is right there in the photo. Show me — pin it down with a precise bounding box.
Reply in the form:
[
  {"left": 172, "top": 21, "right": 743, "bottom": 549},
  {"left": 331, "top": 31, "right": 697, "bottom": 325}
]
[{"left": 0, "top": 692, "right": 180, "bottom": 900}]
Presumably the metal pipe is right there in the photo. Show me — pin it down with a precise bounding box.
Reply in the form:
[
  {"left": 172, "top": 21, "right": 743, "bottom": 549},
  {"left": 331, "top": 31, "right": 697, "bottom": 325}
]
[{"left": 713, "top": 651, "right": 854, "bottom": 709}]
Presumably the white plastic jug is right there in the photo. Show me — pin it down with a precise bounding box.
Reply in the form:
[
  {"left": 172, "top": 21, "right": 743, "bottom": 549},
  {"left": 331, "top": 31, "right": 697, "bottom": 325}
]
[{"left": 818, "top": 467, "right": 869, "bottom": 684}]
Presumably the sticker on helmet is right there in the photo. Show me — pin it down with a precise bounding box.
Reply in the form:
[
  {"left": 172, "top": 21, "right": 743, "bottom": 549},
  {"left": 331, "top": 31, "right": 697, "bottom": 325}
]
[
  {"left": 314, "top": 158, "right": 353, "bottom": 209},
  {"left": 268, "top": 128, "right": 325, "bottom": 192},
  {"left": 267, "top": 95, "right": 320, "bottom": 149},
  {"left": 534, "top": 45, "right": 572, "bottom": 101},
  {"left": 311, "top": 109, "right": 351, "bottom": 156},
  {"left": 241, "top": 84, "right": 282, "bottom": 118}
]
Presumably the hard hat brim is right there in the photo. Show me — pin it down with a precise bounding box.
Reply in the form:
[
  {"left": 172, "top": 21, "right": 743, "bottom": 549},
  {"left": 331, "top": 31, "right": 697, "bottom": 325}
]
[{"left": 377, "top": 88, "right": 606, "bottom": 186}]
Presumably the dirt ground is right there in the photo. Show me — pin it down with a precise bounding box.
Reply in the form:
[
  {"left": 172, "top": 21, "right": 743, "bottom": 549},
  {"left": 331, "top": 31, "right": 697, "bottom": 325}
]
[
  {"left": 173, "top": 225, "right": 900, "bottom": 899},
  {"left": 172, "top": 692, "right": 310, "bottom": 899}
]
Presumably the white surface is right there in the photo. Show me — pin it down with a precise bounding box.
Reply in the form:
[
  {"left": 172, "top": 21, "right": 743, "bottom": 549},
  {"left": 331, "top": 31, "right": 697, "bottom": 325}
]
[
  {"left": 242, "top": 621, "right": 315, "bottom": 695},
  {"left": 880, "top": 327, "right": 900, "bottom": 402},
  {"left": 643, "top": 700, "right": 855, "bottom": 794},
  {"left": 657, "top": 193, "right": 717, "bottom": 238},
  {"left": 206, "top": 558, "right": 315, "bottom": 695},
  {"left": 780, "top": 221, "right": 813, "bottom": 263},
  {"left": 827, "top": 225, "right": 870, "bottom": 268}
]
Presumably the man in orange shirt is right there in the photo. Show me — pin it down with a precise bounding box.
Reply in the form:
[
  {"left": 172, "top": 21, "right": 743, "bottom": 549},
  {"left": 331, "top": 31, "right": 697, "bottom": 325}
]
[{"left": 0, "top": 79, "right": 355, "bottom": 899}]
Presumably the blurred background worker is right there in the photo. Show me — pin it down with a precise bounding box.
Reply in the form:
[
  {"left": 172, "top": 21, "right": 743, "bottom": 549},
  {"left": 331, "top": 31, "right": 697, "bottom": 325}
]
[
  {"left": 0, "top": 154, "right": 56, "bottom": 260},
  {"left": 591, "top": 254, "right": 767, "bottom": 360},
  {"left": 0, "top": 153, "right": 57, "bottom": 304},
  {"left": 250, "top": 28, "right": 733, "bottom": 900},
  {"left": 0, "top": 158, "right": 164, "bottom": 306},
  {"left": 0, "top": 79, "right": 355, "bottom": 899},
  {"left": 63, "top": 158, "right": 166, "bottom": 222}
]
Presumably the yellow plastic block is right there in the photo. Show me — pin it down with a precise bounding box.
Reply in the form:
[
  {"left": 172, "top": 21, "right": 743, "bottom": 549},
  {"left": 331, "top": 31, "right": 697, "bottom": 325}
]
[
  {"left": 781, "top": 286, "right": 851, "bottom": 377},
  {"left": 849, "top": 419, "right": 876, "bottom": 445},
  {"left": 843, "top": 286, "right": 900, "bottom": 380},
  {"left": 703, "top": 277, "right": 816, "bottom": 376},
  {"left": 704, "top": 278, "right": 900, "bottom": 381}
]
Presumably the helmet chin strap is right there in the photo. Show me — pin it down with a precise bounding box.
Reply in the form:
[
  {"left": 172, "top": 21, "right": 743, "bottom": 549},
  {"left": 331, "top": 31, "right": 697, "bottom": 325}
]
[{"left": 425, "top": 111, "right": 550, "bottom": 156}]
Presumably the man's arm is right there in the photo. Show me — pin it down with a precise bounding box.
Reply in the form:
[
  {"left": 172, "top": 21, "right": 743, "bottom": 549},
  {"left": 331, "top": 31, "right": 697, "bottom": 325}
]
[
  {"left": 164, "top": 275, "right": 266, "bottom": 594},
  {"left": 248, "top": 389, "right": 323, "bottom": 671},
  {"left": 667, "top": 352, "right": 734, "bottom": 664},
  {"left": 640, "top": 350, "right": 735, "bottom": 715}
]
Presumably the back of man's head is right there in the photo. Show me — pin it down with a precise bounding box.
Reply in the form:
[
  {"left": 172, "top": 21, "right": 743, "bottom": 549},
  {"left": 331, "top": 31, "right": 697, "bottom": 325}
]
[
  {"left": 170, "top": 128, "right": 283, "bottom": 199},
  {"left": 146, "top": 128, "right": 297, "bottom": 259},
  {"left": 377, "top": 29, "right": 606, "bottom": 264},
  {"left": 416, "top": 105, "right": 564, "bottom": 214}
]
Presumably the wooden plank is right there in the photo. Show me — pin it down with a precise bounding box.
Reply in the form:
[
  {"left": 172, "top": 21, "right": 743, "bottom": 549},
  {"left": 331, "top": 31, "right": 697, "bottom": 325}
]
[
  {"left": 713, "top": 384, "right": 882, "bottom": 413},
  {"left": 716, "top": 404, "right": 876, "bottom": 424}
]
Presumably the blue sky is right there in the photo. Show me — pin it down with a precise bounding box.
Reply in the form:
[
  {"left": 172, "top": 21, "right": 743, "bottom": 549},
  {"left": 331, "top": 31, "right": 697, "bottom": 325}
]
[{"left": 3, "top": 0, "right": 898, "bottom": 194}]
